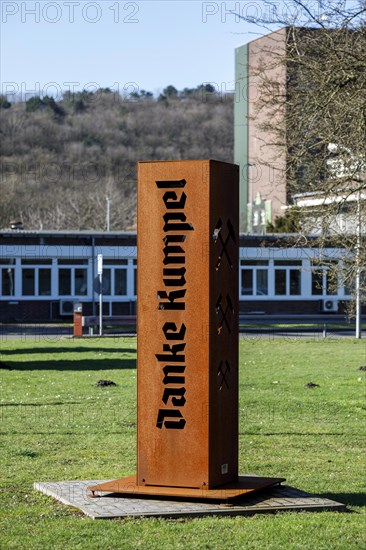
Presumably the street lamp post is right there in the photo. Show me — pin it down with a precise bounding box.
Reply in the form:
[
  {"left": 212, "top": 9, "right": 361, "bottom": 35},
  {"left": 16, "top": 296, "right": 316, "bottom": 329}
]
[
  {"left": 106, "top": 196, "right": 111, "bottom": 231},
  {"left": 355, "top": 190, "right": 361, "bottom": 338},
  {"left": 98, "top": 254, "right": 103, "bottom": 337}
]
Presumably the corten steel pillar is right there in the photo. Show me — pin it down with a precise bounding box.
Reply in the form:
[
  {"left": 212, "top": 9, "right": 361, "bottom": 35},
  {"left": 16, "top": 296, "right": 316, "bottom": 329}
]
[
  {"left": 89, "top": 160, "right": 284, "bottom": 501},
  {"left": 137, "top": 159, "right": 239, "bottom": 490}
]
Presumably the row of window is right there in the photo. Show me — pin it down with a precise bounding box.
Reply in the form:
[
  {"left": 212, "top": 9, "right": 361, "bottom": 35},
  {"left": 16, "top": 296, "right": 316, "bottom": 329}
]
[
  {"left": 0, "top": 257, "right": 351, "bottom": 298},
  {"left": 240, "top": 260, "right": 348, "bottom": 297},
  {"left": 0, "top": 259, "right": 136, "bottom": 297}
]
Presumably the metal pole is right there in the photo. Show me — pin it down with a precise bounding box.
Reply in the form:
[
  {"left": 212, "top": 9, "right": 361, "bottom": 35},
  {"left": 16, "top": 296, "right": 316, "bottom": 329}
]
[
  {"left": 92, "top": 237, "right": 96, "bottom": 316},
  {"left": 99, "top": 273, "right": 103, "bottom": 337},
  {"left": 247, "top": 163, "right": 255, "bottom": 232},
  {"left": 106, "top": 196, "right": 111, "bottom": 231},
  {"left": 355, "top": 191, "right": 361, "bottom": 338}
]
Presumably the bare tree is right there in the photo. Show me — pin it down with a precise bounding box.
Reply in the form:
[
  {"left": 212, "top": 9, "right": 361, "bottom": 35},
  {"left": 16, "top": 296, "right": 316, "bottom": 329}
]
[
  {"left": 238, "top": 0, "right": 366, "bottom": 324},
  {"left": 0, "top": 88, "right": 233, "bottom": 231}
]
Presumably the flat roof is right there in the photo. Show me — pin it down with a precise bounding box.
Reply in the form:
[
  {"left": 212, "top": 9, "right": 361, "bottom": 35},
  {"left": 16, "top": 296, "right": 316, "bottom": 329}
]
[{"left": 0, "top": 230, "right": 336, "bottom": 249}]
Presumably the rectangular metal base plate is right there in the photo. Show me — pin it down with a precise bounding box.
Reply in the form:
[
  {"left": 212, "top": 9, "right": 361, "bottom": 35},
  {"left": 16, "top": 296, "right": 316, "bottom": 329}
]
[
  {"left": 34, "top": 479, "right": 346, "bottom": 520},
  {"left": 87, "top": 475, "right": 285, "bottom": 502}
]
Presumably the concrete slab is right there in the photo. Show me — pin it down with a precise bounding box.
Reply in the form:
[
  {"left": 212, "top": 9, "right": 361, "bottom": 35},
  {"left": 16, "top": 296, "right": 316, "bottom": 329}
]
[{"left": 34, "top": 479, "right": 346, "bottom": 520}]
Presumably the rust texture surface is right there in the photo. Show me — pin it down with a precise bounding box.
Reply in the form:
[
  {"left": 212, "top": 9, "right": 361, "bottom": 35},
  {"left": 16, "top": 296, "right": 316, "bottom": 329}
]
[
  {"left": 88, "top": 475, "right": 285, "bottom": 502},
  {"left": 137, "top": 160, "right": 239, "bottom": 490}
]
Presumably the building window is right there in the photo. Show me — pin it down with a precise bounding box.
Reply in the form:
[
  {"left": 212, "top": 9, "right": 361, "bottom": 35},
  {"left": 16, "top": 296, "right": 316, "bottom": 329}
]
[
  {"left": 115, "top": 269, "right": 127, "bottom": 295},
  {"left": 133, "top": 259, "right": 137, "bottom": 296},
  {"left": 21, "top": 259, "right": 52, "bottom": 265},
  {"left": 20, "top": 260, "right": 52, "bottom": 297},
  {"left": 22, "top": 267, "right": 51, "bottom": 296},
  {"left": 240, "top": 260, "right": 268, "bottom": 296},
  {"left": 290, "top": 269, "right": 301, "bottom": 295},
  {"left": 58, "top": 267, "right": 87, "bottom": 296},
  {"left": 1, "top": 268, "right": 15, "bottom": 296},
  {"left": 59, "top": 269, "right": 71, "bottom": 295},
  {"left": 274, "top": 261, "right": 302, "bottom": 296},
  {"left": 75, "top": 269, "right": 87, "bottom": 295},
  {"left": 58, "top": 259, "right": 88, "bottom": 265},
  {"left": 275, "top": 270, "right": 286, "bottom": 295},
  {"left": 241, "top": 269, "right": 253, "bottom": 295},
  {"left": 39, "top": 269, "right": 51, "bottom": 295},
  {"left": 311, "top": 270, "right": 323, "bottom": 295},
  {"left": 343, "top": 282, "right": 351, "bottom": 296},
  {"left": 22, "top": 269, "right": 35, "bottom": 295},
  {"left": 22, "top": 268, "right": 51, "bottom": 296},
  {"left": 311, "top": 261, "right": 338, "bottom": 296},
  {"left": 256, "top": 269, "right": 268, "bottom": 295},
  {"left": 103, "top": 269, "right": 111, "bottom": 295},
  {"left": 102, "top": 260, "right": 128, "bottom": 297}
]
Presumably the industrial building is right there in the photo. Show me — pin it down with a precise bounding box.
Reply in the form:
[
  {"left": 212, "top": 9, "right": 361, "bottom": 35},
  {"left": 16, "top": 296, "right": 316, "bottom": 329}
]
[
  {"left": 0, "top": 230, "right": 353, "bottom": 322},
  {"left": 234, "top": 27, "right": 365, "bottom": 234}
]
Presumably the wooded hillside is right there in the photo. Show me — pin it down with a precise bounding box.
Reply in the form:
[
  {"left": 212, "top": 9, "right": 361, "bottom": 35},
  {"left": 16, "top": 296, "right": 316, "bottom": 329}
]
[{"left": 0, "top": 87, "right": 233, "bottom": 230}]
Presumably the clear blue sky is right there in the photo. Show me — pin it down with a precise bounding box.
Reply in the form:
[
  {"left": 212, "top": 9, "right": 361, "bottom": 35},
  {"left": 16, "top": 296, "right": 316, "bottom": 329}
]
[{"left": 0, "top": 0, "right": 344, "bottom": 100}]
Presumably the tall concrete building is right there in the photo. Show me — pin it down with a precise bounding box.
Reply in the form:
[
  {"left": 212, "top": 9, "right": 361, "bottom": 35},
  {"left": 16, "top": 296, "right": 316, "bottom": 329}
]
[
  {"left": 234, "top": 27, "right": 365, "bottom": 234},
  {"left": 235, "top": 28, "right": 288, "bottom": 233}
]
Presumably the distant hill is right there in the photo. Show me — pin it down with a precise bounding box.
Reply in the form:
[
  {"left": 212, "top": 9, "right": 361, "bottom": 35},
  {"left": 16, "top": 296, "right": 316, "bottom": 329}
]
[{"left": 0, "top": 86, "right": 233, "bottom": 230}]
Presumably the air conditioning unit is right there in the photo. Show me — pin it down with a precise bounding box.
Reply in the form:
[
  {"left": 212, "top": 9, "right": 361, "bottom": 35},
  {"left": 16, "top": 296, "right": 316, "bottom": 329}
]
[
  {"left": 322, "top": 299, "right": 338, "bottom": 313},
  {"left": 59, "top": 300, "right": 74, "bottom": 316}
]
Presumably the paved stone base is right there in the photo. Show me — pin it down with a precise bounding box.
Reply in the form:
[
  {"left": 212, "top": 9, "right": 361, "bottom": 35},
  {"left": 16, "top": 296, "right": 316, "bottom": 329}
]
[{"left": 34, "top": 479, "right": 346, "bottom": 519}]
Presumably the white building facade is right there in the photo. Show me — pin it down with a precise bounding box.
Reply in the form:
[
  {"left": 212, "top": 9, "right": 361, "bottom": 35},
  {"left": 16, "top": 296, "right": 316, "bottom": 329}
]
[{"left": 0, "top": 230, "right": 355, "bottom": 321}]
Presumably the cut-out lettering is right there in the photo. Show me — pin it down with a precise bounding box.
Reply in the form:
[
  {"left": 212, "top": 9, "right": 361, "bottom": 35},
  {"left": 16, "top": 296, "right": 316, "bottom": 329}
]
[
  {"left": 154, "top": 177, "right": 193, "bottom": 431},
  {"left": 158, "top": 289, "right": 186, "bottom": 310},
  {"left": 162, "top": 322, "right": 186, "bottom": 341},
  {"left": 156, "top": 343, "right": 186, "bottom": 363},
  {"left": 163, "top": 267, "right": 186, "bottom": 287},
  {"left": 162, "top": 365, "right": 186, "bottom": 385},
  {"left": 163, "top": 236, "right": 186, "bottom": 265},
  {"left": 156, "top": 409, "right": 186, "bottom": 429},
  {"left": 163, "top": 191, "right": 187, "bottom": 210},
  {"left": 162, "top": 387, "right": 186, "bottom": 407},
  {"left": 156, "top": 179, "right": 186, "bottom": 189},
  {"left": 163, "top": 212, "right": 193, "bottom": 232}
]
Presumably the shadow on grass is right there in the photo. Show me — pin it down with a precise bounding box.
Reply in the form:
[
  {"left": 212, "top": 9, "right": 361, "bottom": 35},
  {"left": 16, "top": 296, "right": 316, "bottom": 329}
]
[
  {"left": 0, "top": 347, "right": 136, "bottom": 356},
  {"left": 0, "top": 430, "right": 136, "bottom": 436},
  {"left": 1, "top": 401, "right": 82, "bottom": 406},
  {"left": 320, "top": 493, "right": 366, "bottom": 508},
  {"left": 0, "top": 358, "right": 136, "bottom": 371},
  {"left": 239, "top": 432, "right": 348, "bottom": 437}
]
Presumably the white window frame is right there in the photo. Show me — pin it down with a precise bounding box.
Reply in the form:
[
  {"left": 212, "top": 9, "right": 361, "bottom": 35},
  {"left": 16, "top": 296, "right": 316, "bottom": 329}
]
[
  {"left": 58, "top": 266, "right": 88, "bottom": 297},
  {"left": 21, "top": 266, "right": 52, "bottom": 297},
  {"left": 0, "top": 266, "right": 15, "bottom": 296},
  {"left": 240, "top": 260, "right": 269, "bottom": 297}
]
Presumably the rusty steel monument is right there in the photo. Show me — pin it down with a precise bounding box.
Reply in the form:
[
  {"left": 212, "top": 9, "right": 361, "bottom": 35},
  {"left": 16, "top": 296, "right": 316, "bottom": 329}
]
[{"left": 89, "top": 160, "right": 284, "bottom": 501}]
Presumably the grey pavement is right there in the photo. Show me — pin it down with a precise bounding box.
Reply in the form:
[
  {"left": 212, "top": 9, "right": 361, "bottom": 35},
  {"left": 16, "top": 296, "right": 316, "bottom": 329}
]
[{"left": 34, "top": 479, "right": 346, "bottom": 519}]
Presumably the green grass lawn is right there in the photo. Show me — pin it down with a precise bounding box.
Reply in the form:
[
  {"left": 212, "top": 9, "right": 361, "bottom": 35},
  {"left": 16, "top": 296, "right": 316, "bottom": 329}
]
[{"left": 1, "top": 336, "right": 365, "bottom": 549}]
